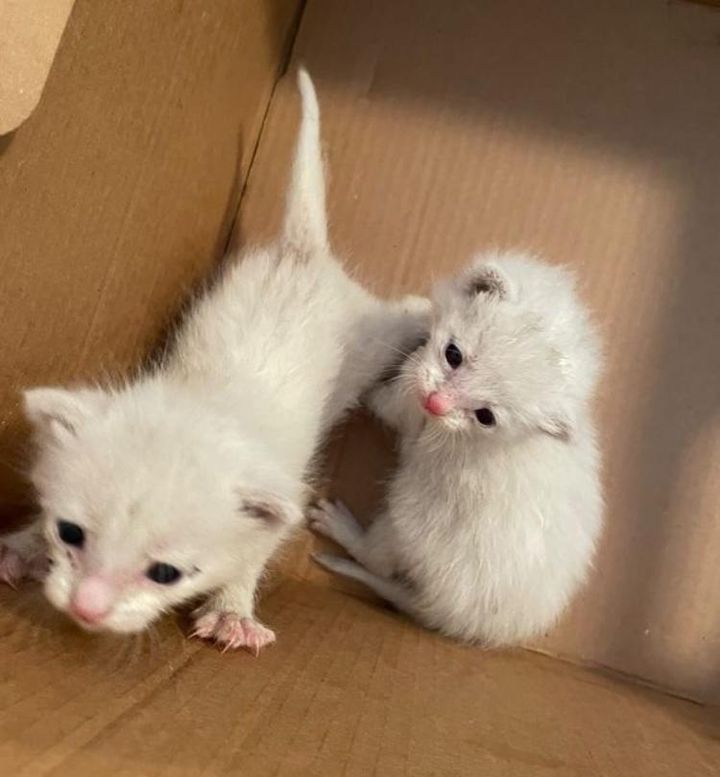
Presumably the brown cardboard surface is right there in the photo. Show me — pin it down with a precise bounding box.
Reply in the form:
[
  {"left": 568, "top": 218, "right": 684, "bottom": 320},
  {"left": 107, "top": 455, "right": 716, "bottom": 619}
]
[
  {"left": 0, "top": 0, "right": 302, "bottom": 504},
  {"left": 0, "top": 0, "right": 76, "bottom": 134},
  {"left": 1, "top": 1, "right": 720, "bottom": 773},
  {"left": 2, "top": 581, "right": 719, "bottom": 776},
  {"left": 238, "top": 0, "right": 720, "bottom": 703}
]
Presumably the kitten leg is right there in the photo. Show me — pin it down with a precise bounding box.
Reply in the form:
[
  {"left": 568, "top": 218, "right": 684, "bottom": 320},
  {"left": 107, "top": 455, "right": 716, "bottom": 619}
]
[
  {"left": 367, "top": 376, "right": 425, "bottom": 437},
  {"left": 308, "top": 499, "right": 363, "bottom": 551},
  {"left": 0, "top": 521, "right": 48, "bottom": 588},
  {"left": 313, "top": 553, "right": 416, "bottom": 616},
  {"left": 308, "top": 499, "right": 395, "bottom": 577},
  {"left": 192, "top": 569, "right": 275, "bottom": 655},
  {"left": 323, "top": 294, "right": 430, "bottom": 426}
]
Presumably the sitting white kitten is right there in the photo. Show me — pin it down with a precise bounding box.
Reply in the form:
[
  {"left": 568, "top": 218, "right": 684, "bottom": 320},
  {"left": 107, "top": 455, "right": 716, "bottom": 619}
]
[
  {"left": 311, "top": 252, "right": 604, "bottom": 647},
  {"left": 0, "top": 71, "right": 418, "bottom": 652}
]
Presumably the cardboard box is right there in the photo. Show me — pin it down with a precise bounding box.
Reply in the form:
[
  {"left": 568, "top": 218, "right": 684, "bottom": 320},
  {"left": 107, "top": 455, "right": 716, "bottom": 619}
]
[
  {"left": 1, "top": 1, "right": 719, "bottom": 774},
  {"left": 0, "top": 0, "right": 76, "bottom": 135}
]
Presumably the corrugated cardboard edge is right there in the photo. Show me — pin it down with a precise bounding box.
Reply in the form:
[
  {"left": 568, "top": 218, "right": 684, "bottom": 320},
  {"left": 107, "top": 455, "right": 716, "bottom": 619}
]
[{"left": 0, "top": 0, "right": 76, "bottom": 135}]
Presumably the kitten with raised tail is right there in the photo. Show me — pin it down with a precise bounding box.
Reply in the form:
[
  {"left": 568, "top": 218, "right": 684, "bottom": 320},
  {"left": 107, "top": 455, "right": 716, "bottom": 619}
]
[
  {"left": 311, "top": 252, "right": 604, "bottom": 647},
  {"left": 0, "top": 70, "right": 420, "bottom": 652}
]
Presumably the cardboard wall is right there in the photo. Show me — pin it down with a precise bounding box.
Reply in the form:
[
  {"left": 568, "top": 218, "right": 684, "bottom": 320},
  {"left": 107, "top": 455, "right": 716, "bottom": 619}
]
[
  {"left": 237, "top": 0, "right": 720, "bottom": 703},
  {"left": 0, "top": 0, "right": 302, "bottom": 506}
]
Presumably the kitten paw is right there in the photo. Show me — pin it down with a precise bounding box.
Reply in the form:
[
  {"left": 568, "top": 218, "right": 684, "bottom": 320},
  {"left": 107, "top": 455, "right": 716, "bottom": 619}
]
[
  {"left": 0, "top": 545, "right": 25, "bottom": 589},
  {"left": 308, "top": 499, "right": 362, "bottom": 549},
  {"left": 191, "top": 611, "right": 276, "bottom": 655},
  {"left": 0, "top": 543, "right": 47, "bottom": 588}
]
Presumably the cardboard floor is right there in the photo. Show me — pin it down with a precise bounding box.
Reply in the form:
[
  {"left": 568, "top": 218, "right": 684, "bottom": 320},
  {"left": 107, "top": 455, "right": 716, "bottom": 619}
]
[
  {"left": 2, "top": 0, "right": 720, "bottom": 774},
  {"left": 2, "top": 581, "right": 719, "bottom": 777}
]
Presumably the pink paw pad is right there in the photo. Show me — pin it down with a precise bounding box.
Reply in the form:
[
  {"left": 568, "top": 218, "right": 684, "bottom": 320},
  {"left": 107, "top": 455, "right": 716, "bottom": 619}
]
[{"left": 192, "top": 612, "right": 276, "bottom": 656}]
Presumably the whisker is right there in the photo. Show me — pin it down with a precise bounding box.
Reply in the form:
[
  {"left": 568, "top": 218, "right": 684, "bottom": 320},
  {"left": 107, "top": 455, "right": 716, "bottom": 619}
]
[{"left": 364, "top": 336, "right": 416, "bottom": 360}]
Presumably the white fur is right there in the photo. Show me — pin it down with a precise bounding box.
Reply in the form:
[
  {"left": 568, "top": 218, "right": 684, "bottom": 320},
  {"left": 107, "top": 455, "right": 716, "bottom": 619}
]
[
  {"left": 8, "top": 71, "right": 419, "bottom": 648},
  {"left": 311, "top": 252, "right": 604, "bottom": 647}
]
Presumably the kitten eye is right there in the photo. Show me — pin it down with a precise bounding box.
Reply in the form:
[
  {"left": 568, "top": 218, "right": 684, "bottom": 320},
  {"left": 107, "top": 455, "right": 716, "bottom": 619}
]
[
  {"left": 146, "top": 562, "right": 182, "bottom": 585},
  {"left": 445, "top": 342, "right": 463, "bottom": 369},
  {"left": 57, "top": 520, "right": 85, "bottom": 548},
  {"left": 474, "top": 408, "right": 496, "bottom": 427}
]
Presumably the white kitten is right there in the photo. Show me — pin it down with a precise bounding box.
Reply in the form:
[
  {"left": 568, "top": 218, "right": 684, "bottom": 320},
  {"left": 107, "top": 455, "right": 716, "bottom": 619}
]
[
  {"left": 0, "top": 71, "right": 419, "bottom": 652},
  {"left": 311, "top": 251, "right": 604, "bottom": 647}
]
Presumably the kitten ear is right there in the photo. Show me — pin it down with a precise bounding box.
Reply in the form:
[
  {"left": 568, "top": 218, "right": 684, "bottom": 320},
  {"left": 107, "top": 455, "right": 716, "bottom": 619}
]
[
  {"left": 538, "top": 413, "right": 572, "bottom": 442},
  {"left": 239, "top": 490, "right": 303, "bottom": 528},
  {"left": 466, "top": 265, "right": 510, "bottom": 299},
  {"left": 23, "top": 387, "right": 107, "bottom": 441}
]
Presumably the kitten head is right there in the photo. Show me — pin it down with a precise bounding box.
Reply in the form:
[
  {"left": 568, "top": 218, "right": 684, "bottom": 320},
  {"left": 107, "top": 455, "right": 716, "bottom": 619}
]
[
  {"left": 23, "top": 380, "right": 301, "bottom": 633},
  {"left": 405, "top": 251, "right": 601, "bottom": 442}
]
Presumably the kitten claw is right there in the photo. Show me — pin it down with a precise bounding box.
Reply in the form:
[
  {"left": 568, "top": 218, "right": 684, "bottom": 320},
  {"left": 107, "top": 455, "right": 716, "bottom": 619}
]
[{"left": 191, "top": 610, "right": 276, "bottom": 654}]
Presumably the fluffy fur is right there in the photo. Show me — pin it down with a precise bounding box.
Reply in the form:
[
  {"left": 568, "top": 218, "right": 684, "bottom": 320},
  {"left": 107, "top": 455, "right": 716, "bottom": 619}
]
[
  {"left": 311, "top": 252, "right": 604, "bottom": 646},
  {"left": 1, "top": 71, "right": 420, "bottom": 651}
]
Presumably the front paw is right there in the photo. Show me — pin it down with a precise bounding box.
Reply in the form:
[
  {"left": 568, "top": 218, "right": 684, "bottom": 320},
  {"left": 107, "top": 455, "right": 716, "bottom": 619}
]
[
  {"left": 308, "top": 498, "right": 362, "bottom": 548},
  {"left": 0, "top": 543, "right": 48, "bottom": 588},
  {"left": 191, "top": 610, "right": 276, "bottom": 655}
]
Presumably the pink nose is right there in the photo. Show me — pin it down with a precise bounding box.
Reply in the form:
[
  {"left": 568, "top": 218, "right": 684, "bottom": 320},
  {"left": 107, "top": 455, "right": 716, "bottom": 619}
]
[
  {"left": 70, "top": 577, "right": 113, "bottom": 624},
  {"left": 424, "top": 392, "right": 453, "bottom": 416}
]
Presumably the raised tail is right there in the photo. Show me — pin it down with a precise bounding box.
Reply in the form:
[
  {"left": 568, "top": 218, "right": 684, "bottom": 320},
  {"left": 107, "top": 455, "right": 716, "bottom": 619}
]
[{"left": 281, "top": 68, "right": 329, "bottom": 257}]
